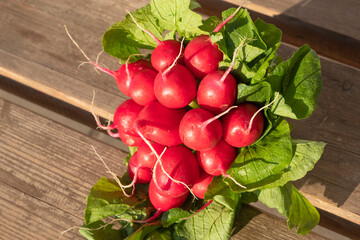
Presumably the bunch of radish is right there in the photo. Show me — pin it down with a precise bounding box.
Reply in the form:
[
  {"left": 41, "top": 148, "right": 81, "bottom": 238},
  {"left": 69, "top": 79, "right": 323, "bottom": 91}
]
[{"left": 66, "top": 7, "right": 273, "bottom": 221}]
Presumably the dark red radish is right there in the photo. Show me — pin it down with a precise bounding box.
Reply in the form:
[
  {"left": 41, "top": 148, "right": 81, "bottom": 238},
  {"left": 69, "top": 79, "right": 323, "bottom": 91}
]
[
  {"left": 183, "top": 6, "right": 243, "bottom": 79},
  {"left": 222, "top": 102, "right": 264, "bottom": 148},
  {"left": 65, "top": 26, "right": 154, "bottom": 96},
  {"left": 127, "top": 152, "right": 152, "bottom": 184},
  {"left": 196, "top": 139, "right": 236, "bottom": 176},
  {"left": 129, "top": 68, "right": 158, "bottom": 106},
  {"left": 179, "top": 108, "right": 224, "bottom": 151},
  {"left": 127, "top": 11, "right": 184, "bottom": 72},
  {"left": 196, "top": 38, "right": 248, "bottom": 114},
  {"left": 136, "top": 141, "right": 166, "bottom": 169},
  {"left": 197, "top": 70, "right": 237, "bottom": 114},
  {"left": 191, "top": 171, "right": 214, "bottom": 199},
  {"left": 153, "top": 145, "right": 200, "bottom": 198},
  {"left": 154, "top": 64, "right": 197, "bottom": 108},
  {"left": 149, "top": 179, "right": 189, "bottom": 212},
  {"left": 184, "top": 35, "right": 223, "bottom": 79},
  {"left": 135, "top": 101, "right": 187, "bottom": 146}
]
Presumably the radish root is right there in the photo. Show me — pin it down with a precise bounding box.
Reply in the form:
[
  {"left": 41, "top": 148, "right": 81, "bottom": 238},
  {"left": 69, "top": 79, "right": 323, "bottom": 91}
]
[
  {"left": 91, "top": 145, "right": 135, "bottom": 197},
  {"left": 213, "top": 1, "right": 247, "bottom": 32},
  {"left": 220, "top": 36, "right": 249, "bottom": 83},
  {"left": 223, "top": 173, "right": 246, "bottom": 189},
  {"left": 162, "top": 37, "right": 185, "bottom": 76},
  {"left": 64, "top": 25, "right": 116, "bottom": 77},
  {"left": 90, "top": 90, "right": 115, "bottom": 131},
  {"left": 202, "top": 105, "right": 238, "bottom": 130},
  {"left": 245, "top": 92, "right": 280, "bottom": 135},
  {"left": 126, "top": 10, "right": 162, "bottom": 45}
]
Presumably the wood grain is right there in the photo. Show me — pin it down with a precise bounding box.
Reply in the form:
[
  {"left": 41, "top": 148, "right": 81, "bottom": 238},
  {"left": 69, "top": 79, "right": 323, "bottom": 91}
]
[
  {"left": 0, "top": 98, "right": 325, "bottom": 239},
  {"left": 196, "top": 0, "right": 360, "bottom": 68}
]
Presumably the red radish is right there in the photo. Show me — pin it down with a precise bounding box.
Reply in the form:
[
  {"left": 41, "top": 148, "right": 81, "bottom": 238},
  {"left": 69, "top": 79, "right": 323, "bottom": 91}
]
[
  {"left": 197, "top": 70, "right": 237, "bottom": 114},
  {"left": 129, "top": 68, "right": 158, "bottom": 106},
  {"left": 197, "top": 39, "right": 248, "bottom": 114},
  {"left": 91, "top": 98, "right": 143, "bottom": 146},
  {"left": 64, "top": 26, "right": 153, "bottom": 96},
  {"left": 153, "top": 145, "right": 200, "bottom": 197},
  {"left": 135, "top": 101, "right": 187, "bottom": 146},
  {"left": 149, "top": 179, "right": 189, "bottom": 212},
  {"left": 179, "top": 107, "right": 236, "bottom": 151},
  {"left": 127, "top": 11, "right": 184, "bottom": 72},
  {"left": 183, "top": 6, "right": 242, "bottom": 79},
  {"left": 196, "top": 139, "right": 236, "bottom": 176},
  {"left": 117, "top": 130, "right": 142, "bottom": 147},
  {"left": 127, "top": 152, "right": 152, "bottom": 184},
  {"left": 114, "top": 58, "right": 154, "bottom": 97},
  {"left": 136, "top": 141, "right": 166, "bottom": 169},
  {"left": 184, "top": 35, "right": 223, "bottom": 79},
  {"left": 179, "top": 108, "right": 222, "bottom": 151},
  {"left": 191, "top": 171, "right": 214, "bottom": 199},
  {"left": 154, "top": 64, "right": 197, "bottom": 108},
  {"left": 151, "top": 40, "right": 184, "bottom": 72},
  {"left": 222, "top": 102, "right": 264, "bottom": 147}
]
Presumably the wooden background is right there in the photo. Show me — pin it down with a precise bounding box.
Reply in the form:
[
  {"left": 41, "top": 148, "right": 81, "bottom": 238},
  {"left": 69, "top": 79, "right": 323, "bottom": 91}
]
[{"left": 0, "top": 0, "right": 359, "bottom": 239}]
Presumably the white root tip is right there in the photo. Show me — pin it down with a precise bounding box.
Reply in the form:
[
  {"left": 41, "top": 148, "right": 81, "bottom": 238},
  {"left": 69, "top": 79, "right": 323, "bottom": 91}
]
[
  {"left": 162, "top": 38, "right": 185, "bottom": 76},
  {"left": 91, "top": 145, "right": 134, "bottom": 197},
  {"left": 245, "top": 92, "right": 280, "bottom": 135}
]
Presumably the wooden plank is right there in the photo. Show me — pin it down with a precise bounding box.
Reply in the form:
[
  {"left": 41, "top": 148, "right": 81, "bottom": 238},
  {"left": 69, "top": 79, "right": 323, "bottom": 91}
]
[
  {"left": 0, "top": 98, "right": 326, "bottom": 239},
  {"left": 196, "top": 0, "right": 360, "bottom": 68}
]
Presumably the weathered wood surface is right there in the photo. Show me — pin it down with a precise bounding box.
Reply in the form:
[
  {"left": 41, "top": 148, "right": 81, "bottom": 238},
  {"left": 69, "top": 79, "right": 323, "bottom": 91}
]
[
  {"left": 197, "top": 0, "right": 360, "bottom": 68},
  {"left": 0, "top": 98, "right": 326, "bottom": 239}
]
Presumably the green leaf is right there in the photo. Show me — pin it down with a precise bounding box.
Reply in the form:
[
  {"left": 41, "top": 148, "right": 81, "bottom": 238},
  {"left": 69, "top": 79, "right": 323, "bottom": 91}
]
[
  {"left": 173, "top": 201, "right": 235, "bottom": 240},
  {"left": 240, "top": 191, "right": 259, "bottom": 204},
  {"left": 84, "top": 177, "right": 150, "bottom": 225},
  {"left": 262, "top": 140, "right": 326, "bottom": 189},
  {"left": 269, "top": 45, "right": 322, "bottom": 119},
  {"left": 150, "top": 0, "right": 206, "bottom": 38},
  {"left": 199, "top": 16, "right": 222, "bottom": 33},
  {"left": 161, "top": 208, "right": 191, "bottom": 227},
  {"left": 251, "top": 19, "right": 282, "bottom": 84},
  {"left": 102, "top": 5, "right": 163, "bottom": 62},
  {"left": 212, "top": 8, "right": 267, "bottom": 63},
  {"left": 79, "top": 220, "right": 123, "bottom": 240},
  {"left": 126, "top": 222, "right": 162, "bottom": 240},
  {"left": 145, "top": 229, "right": 172, "bottom": 240},
  {"left": 258, "top": 183, "right": 320, "bottom": 235},
  {"left": 236, "top": 81, "right": 272, "bottom": 104},
  {"left": 225, "top": 118, "right": 293, "bottom": 191},
  {"left": 204, "top": 176, "right": 240, "bottom": 211}
]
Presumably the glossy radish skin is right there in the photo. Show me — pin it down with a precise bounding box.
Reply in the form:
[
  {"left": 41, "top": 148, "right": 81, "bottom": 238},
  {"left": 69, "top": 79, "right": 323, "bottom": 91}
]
[
  {"left": 115, "top": 59, "right": 153, "bottom": 96},
  {"left": 118, "top": 130, "right": 142, "bottom": 146},
  {"left": 191, "top": 171, "right": 214, "bottom": 199},
  {"left": 154, "top": 65, "right": 197, "bottom": 108},
  {"left": 154, "top": 146, "right": 200, "bottom": 197},
  {"left": 196, "top": 139, "right": 236, "bottom": 176},
  {"left": 136, "top": 141, "right": 166, "bottom": 169},
  {"left": 129, "top": 69, "right": 158, "bottom": 106},
  {"left": 136, "top": 101, "right": 187, "bottom": 146},
  {"left": 113, "top": 99, "right": 144, "bottom": 136},
  {"left": 179, "top": 108, "right": 222, "bottom": 151},
  {"left": 149, "top": 179, "right": 189, "bottom": 211},
  {"left": 222, "top": 103, "right": 264, "bottom": 147},
  {"left": 128, "top": 152, "right": 152, "bottom": 184},
  {"left": 151, "top": 40, "right": 184, "bottom": 72},
  {"left": 197, "top": 70, "right": 237, "bottom": 114},
  {"left": 184, "top": 35, "right": 223, "bottom": 79}
]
